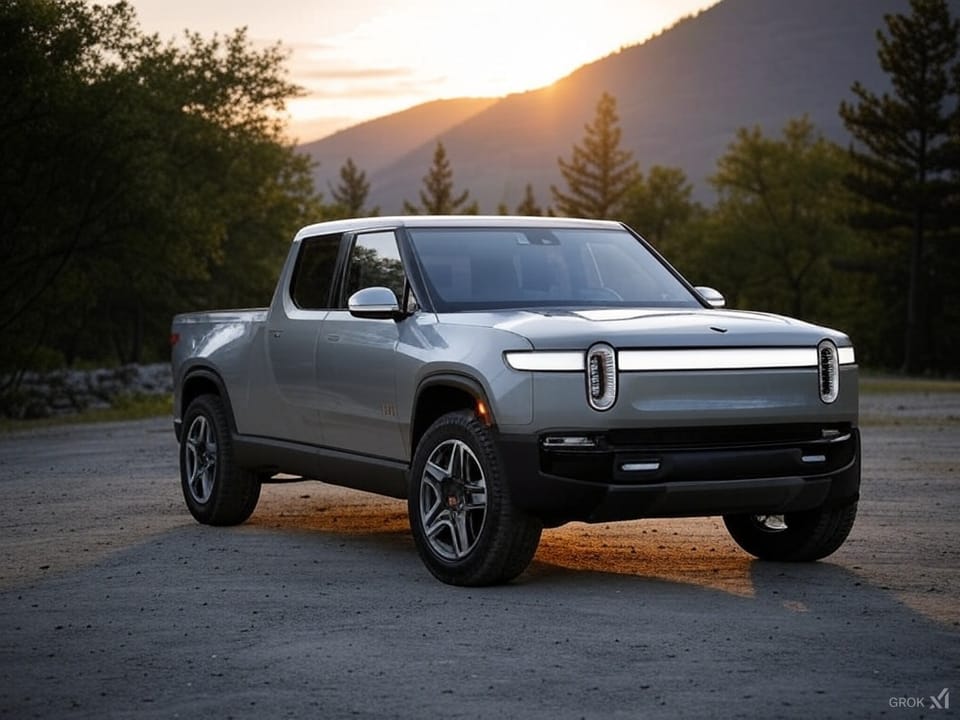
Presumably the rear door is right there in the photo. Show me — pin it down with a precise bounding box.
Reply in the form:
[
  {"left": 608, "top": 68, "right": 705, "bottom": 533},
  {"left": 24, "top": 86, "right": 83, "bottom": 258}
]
[{"left": 258, "top": 232, "right": 342, "bottom": 445}]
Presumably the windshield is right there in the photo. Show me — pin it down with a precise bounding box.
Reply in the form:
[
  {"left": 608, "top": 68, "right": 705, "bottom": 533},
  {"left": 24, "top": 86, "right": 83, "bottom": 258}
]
[{"left": 408, "top": 227, "right": 701, "bottom": 312}]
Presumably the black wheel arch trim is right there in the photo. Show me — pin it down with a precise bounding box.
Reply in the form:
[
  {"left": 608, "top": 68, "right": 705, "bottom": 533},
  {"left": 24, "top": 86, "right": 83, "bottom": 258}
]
[
  {"left": 177, "top": 364, "right": 240, "bottom": 437},
  {"left": 414, "top": 372, "right": 494, "bottom": 419},
  {"left": 410, "top": 372, "right": 497, "bottom": 457}
]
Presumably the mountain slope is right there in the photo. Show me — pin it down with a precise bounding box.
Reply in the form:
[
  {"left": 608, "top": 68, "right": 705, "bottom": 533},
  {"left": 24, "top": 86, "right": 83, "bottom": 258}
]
[
  {"left": 301, "top": 0, "right": 913, "bottom": 213},
  {"left": 299, "top": 97, "right": 497, "bottom": 197}
]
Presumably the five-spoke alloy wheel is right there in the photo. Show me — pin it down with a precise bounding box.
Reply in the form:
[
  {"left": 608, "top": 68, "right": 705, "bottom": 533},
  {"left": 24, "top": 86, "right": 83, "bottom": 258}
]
[
  {"left": 417, "top": 438, "right": 488, "bottom": 561},
  {"left": 409, "top": 411, "right": 542, "bottom": 586},
  {"left": 179, "top": 394, "right": 261, "bottom": 526},
  {"left": 184, "top": 412, "right": 218, "bottom": 505}
]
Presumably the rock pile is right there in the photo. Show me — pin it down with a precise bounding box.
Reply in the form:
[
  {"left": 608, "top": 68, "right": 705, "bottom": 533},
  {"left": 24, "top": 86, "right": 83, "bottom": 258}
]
[{"left": 1, "top": 363, "right": 173, "bottom": 419}]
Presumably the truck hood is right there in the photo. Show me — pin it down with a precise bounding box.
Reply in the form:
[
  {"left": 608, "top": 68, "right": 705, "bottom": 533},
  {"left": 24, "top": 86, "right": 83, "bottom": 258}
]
[{"left": 438, "top": 307, "right": 851, "bottom": 349}]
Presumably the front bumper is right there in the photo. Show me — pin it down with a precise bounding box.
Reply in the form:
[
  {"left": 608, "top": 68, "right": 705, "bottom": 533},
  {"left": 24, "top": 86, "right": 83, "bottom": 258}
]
[{"left": 497, "top": 424, "right": 861, "bottom": 524}]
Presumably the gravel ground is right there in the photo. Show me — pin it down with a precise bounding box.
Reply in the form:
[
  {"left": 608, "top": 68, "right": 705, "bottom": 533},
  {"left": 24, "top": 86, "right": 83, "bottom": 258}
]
[{"left": 0, "top": 392, "right": 957, "bottom": 719}]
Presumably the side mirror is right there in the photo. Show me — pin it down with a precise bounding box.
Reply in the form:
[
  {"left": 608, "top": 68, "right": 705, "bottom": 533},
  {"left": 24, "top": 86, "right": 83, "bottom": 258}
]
[
  {"left": 347, "top": 286, "right": 403, "bottom": 320},
  {"left": 694, "top": 286, "right": 726, "bottom": 308}
]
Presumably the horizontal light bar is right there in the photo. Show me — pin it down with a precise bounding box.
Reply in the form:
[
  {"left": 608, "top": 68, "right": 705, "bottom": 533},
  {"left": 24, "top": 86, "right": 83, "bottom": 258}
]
[
  {"left": 504, "top": 351, "right": 584, "bottom": 371},
  {"left": 618, "top": 348, "right": 816, "bottom": 371},
  {"left": 506, "top": 345, "right": 856, "bottom": 372}
]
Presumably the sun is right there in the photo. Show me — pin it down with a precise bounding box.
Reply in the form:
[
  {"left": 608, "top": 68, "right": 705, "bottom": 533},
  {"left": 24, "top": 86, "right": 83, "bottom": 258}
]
[{"left": 402, "top": 1, "right": 632, "bottom": 97}]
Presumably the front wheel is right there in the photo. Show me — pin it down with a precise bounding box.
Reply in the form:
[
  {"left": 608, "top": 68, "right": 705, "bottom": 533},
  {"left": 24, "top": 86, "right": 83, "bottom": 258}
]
[
  {"left": 723, "top": 501, "right": 858, "bottom": 562},
  {"left": 408, "top": 411, "right": 542, "bottom": 586},
  {"left": 180, "top": 394, "right": 261, "bottom": 526}
]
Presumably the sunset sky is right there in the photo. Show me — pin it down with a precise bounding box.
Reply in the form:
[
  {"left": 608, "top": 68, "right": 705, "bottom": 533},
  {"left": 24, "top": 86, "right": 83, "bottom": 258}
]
[{"left": 125, "top": 0, "right": 719, "bottom": 142}]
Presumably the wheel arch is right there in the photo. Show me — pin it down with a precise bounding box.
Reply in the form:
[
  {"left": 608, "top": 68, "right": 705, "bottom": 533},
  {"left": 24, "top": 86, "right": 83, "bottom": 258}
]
[
  {"left": 178, "top": 366, "right": 239, "bottom": 437},
  {"left": 411, "top": 373, "right": 493, "bottom": 455}
]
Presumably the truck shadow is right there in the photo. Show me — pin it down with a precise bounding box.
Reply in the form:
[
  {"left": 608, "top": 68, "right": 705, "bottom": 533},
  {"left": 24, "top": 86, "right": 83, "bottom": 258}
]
[
  {"left": 247, "top": 484, "right": 409, "bottom": 536},
  {"left": 247, "top": 486, "right": 956, "bottom": 629}
]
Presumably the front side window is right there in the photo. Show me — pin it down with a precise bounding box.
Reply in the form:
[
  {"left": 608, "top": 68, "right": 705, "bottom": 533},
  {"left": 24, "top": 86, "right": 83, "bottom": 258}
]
[
  {"left": 343, "top": 231, "right": 406, "bottom": 304},
  {"left": 409, "top": 227, "right": 700, "bottom": 312}
]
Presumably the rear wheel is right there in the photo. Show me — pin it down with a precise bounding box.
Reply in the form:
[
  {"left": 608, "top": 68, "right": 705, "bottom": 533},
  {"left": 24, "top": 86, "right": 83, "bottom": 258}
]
[
  {"left": 723, "top": 501, "right": 858, "bottom": 561},
  {"left": 408, "top": 411, "right": 542, "bottom": 586},
  {"left": 180, "top": 394, "right": 261, "bottom": 526}
]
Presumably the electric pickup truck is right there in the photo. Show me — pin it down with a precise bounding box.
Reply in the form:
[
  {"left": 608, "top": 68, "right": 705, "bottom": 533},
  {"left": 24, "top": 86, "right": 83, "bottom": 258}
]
[{"left": 171, "top": 216, "right": 860, "bottom": 586}]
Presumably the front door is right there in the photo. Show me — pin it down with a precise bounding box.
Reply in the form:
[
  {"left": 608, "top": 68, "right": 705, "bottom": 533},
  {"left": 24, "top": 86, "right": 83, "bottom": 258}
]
[{"left": 316, "top": 230, "right": 406, "bottom": 461}]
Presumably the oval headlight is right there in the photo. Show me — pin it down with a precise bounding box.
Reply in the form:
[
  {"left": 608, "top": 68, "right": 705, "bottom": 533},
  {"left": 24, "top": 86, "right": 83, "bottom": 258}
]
[
  {"left": 586, "top": 343, "right": 617, "bottom": 411},
  {"left": 818, "top": 339, "right": 839, "bottom": 404}
]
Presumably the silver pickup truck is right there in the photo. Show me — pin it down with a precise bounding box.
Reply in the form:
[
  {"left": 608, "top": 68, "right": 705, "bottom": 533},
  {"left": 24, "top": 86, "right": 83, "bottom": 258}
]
[{"left": 171, "top": 216, "right": 860, "bottom": 586}]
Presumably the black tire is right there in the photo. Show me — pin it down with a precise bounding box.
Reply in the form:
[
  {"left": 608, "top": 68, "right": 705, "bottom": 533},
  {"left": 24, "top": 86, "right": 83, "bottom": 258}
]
[
  {"left": 408, "top": 411, "right": 542, "bottom": 586},
  {"left": 180, "top": 394, "right": 261, "bottom": 526},
  {"left": 723, "top": 501, "right": 858, "bottom": 562}
]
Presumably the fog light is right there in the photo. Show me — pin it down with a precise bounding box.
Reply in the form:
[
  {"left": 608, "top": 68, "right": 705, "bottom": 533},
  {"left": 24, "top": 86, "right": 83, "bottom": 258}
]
[
  {"left": 621, "top": 461, "right": 660, "bottom": 472},
  {"left": 543, "top": 436, "right": 597, "bottom": 448}
]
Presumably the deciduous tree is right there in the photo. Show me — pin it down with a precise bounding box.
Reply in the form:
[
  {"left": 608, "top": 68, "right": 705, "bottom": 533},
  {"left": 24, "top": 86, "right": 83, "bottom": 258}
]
[
  {"left": 0, "top": 0, "right": 322, "bottom": 385},
  {"left": 697, "top": 118, "right": 854, "bottom": 325},
  {"left": 619, "top": 166, "right": 697, "bottom": 254}
]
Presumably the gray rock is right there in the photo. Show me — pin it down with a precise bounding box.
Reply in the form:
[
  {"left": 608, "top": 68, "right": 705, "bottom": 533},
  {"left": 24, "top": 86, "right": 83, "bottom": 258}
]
[{"left": 0, "top": 363, "right": 173, "bottom": 419}]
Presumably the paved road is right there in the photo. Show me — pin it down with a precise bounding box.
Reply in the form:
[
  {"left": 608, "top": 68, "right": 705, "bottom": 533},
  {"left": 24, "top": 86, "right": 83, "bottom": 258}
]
[{"left": 0, "top": 394, "right": 957, "bottom": 719}]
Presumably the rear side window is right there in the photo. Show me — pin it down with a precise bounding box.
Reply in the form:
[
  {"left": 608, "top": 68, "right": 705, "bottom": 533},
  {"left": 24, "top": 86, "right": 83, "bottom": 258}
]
[{"left": 290, "top": 233, "right": 342, "bottom": 309}]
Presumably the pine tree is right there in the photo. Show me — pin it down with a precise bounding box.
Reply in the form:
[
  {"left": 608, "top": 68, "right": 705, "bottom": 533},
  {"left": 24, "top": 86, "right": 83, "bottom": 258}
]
[
  {"left": 515, "top": 183, "right": 543, "bottom": 216},
  {"left": 403, "top": 142, "right": 478, "bottom": 214},
  {"left": 329, "top": 157, "right": 377, "bottom": 217},
  {"left": 839, "top": 0, "right": 960, "bottom": 373},
  {"left": 551, "top": 92, "right": 639, "bottom": 219}
]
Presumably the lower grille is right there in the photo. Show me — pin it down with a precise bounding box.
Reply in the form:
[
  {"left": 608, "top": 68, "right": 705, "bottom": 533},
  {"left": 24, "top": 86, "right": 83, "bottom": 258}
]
[
  {"left": 605, "top": 423, "right": 852, "bottom": 451},
  {"left": 540, "top": 424, "right": 856, "bottom": 485}
]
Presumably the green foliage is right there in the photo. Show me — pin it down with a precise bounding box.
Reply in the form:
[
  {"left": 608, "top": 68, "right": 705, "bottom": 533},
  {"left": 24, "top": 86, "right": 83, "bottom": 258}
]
[
  {"left": 403, "top": 142, "right": 478, "bottom": 215},
  {"left": 619, "top": 166, "right": 698, "bottom": 255},
  {"left": 551, "top": 92, "right": 639, "bottom": 219},
  {"left": 0, "top": 0, "right": 323, "bottom": 377},
  {"left": 348, "top": 246, "right": 405, "bottom": 299},
  {"left": 688, "top": 117, "right": 856, "bottom": 328},
  {"left": 839, "top": 0, "right": 960, "bottom": 373},
  {"left": 0, "top": 393, "right": 173, "bottom": 433},
  {"left": 328, "top": 157, "right": 378, "bottom": 218}
]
